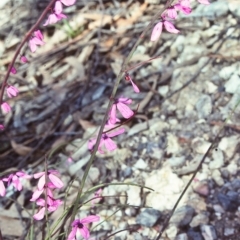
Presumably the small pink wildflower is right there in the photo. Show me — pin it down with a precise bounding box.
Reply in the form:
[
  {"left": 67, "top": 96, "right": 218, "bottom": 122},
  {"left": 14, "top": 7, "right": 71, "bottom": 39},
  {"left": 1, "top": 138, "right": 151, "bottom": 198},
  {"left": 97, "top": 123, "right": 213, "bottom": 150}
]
[
  {"left": 43, "top": 13, "right": 67, "bottom": 26},
  {"left": 173, "top": 4, "right": 192, "bottom": 15},
  {"left": 109, "top": 97, "right": 134, "bottom": 125},
  {"left": 125, "top": 73, "right": 140, "bottom": 93},
  {"left": 0, "top": 125, "right": 4, "bottom": 130},
  {"left": 6, "top": 85, "right": 19, "bottom": 98},
  {"left": 163, "top": 21, "right": 180, "bottom": 34},
  {"left": 33, "top": 170, "right": 64, "bottom": 191},
  {"left": 33, "top": 207, "right": 46, "bottom": 220},
  {"left": 29, "top": 30, "right": 45, "bottom": 53},
  {"left": 20, "top": 56, "right": 28, "bottom": 63},
  {"left": 1, "top": 102, "right": 11, "bottom": 114},
  {"left": 68, "top": 215, "right": 100, "bottom": 240},
  {"left": 88, "top": 128, "right": 125, "bottom": 154},
  {"left": 166, "top": 7, "right": 178, "bottom": 19},
  {"left": 10, "top": 67, "right": 17, "bottom": 74},
  {"left": 2, "top": 171, "right": 31, "bottom": 192}
]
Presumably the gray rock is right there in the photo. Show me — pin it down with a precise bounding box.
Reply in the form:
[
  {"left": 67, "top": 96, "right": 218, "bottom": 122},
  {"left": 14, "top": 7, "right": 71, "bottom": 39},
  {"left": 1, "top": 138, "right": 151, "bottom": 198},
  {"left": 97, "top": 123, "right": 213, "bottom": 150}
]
[
  {"left": 175, "top": 233, "right": 188, "bottom": 240},
  {"left": 217, "top": 191, "right": 238, "bottom": 212},
  {"left": 228, "top": 1, "right": 240, "bottom": 18},
  {"left": 170, "top": 206, "right": 195, "bottom": 227},
  {"left": 200, "top": 225, "right": 217, "bottom": 240},
  {"left": 224, "top": 74, "right": 240, "bottom": 94},
  {"left": 195, "top": 95, "right": 212, "bottom": 119},
  {"left": 168, "top": 156, "right": 186, "bottom": 168},
  {"left": 136, "top": 208, "right": 161, "bottom": 227},
  {"left": 187, "top": 229, "right": 204, "bottom": 240}
]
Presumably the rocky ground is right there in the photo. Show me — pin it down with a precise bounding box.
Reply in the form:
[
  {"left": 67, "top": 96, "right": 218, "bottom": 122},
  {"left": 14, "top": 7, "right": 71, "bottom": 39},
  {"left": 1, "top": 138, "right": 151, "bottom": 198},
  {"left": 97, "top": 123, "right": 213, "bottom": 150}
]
[{"left": 0, "top": 0, "right": 240, "bottom": 239}]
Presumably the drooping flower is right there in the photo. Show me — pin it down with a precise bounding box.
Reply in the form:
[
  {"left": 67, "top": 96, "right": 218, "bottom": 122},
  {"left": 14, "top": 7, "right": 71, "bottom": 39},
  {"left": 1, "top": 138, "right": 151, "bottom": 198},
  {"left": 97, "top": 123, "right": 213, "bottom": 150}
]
[
  {"left": 10, "top": 67, "right": 17, "bottom": 74},
  {"left": 88, "top": 128, "right": 125, "bottom": 154},
  {"left": 20, "top": 56, "right": 28, "bottom": 63},
  {"left": 68, "top": 215, "right": 100, "bottom": 240},
  {"left": 55, "top": 1, "right": 63, "bottom": 14},
  {"left": 43, "top": 13, "right": 67, "bottom": 26},
  {"left": 1, "top": 102, "right": 11, "bottom": 114},
  {"left": 6, "top": 85, "right": 19, "bottom": 98},
  {"left": 109, "top": 97, "right": 134, "bottom": 125},
  {"left": 29, "top": 30, "right": 45, "bottom": 53},
  {"left": 125, "top": 73, "right": 140, "bottom": 93},
  {"left": 33, "top": 207, "right": 46, "bottom": 220}
]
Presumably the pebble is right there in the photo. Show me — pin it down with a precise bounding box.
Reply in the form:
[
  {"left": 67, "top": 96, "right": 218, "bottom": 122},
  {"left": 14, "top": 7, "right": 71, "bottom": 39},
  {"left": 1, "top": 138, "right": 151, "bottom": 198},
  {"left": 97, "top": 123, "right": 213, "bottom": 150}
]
[
  {"left": 219, "top": 65, "right": 236, "bottom": 80},
  {"left": 200, "top": 225, "right": 217, "bottom": 240},
  {"left": 168, "top": 156, "right": 186, "bottom": 168},
  {"left": 196, "top": 95, "right": 212, "bottom": 119},
  {"left": 192, "top": 138, "right": 211, "bottom": 154},
  {"left": 227, "top": 162, "right": 238, "bottom": 175},
  {"left": 187, "top": 229, "right": 204, "bottom": 240},
  {"left": 209, "top": 149, "right": 224, "bottom": 169},
  {"left": 170, "top": 206, "right": 195, "bottom": 227},
  {"left": 166, "top": 225, "right": 178, "bottom": 239},
  {"left": 193, "top": 181, "right": 209, "bottom": 196},
  {"left": 126, "top": 185, "right": 141, "bottom": 206},
  {"left": 175, "top": 233, "right": 188, "bottom": 240},
  {"left": 158, "top": 85, "right": 169, "bottom": 97},
  {"left": 212, "top": 169, "right": 224, "bottom": 186},
  {"left": 224, "top": 74, "right": 240, "bottom": 94},
  {"left": 228, "top": 1, "right": 240, "bottom": 18},
  {"left": 135, "top": 208, "right": 161, "bottom": 227},
  {"left": 217, "top": 192, "right": 238, "bottom": 212},
  {"left": 190, "top": 213, "right": 209, "bottom": 228},
  {"left": 218, "top": 135, "right": 240, "bottom": 159}
]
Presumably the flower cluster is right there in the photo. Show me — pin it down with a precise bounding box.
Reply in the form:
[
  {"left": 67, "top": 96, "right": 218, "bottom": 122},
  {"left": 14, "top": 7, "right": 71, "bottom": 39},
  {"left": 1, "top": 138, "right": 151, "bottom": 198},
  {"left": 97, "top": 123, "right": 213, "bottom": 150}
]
[
  {"left": 151, "top": 0, "right": 210, "bottom": 41},
  {"left": 30, "top": 170, "right": 64, "bottom": 220},
  {"left": 0, "top": 171, "right": 31, "bottom": 197}
]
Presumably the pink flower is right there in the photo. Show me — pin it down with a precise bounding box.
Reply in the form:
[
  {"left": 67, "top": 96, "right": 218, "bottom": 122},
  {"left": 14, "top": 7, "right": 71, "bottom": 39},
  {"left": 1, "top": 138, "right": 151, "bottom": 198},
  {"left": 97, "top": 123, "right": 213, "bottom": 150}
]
[
  {"left": 109, "top": 97, "right": 134, "bottom": 125},
  {"left": 166, "top": 7, "right": 178, "bottom": 19},
  {"left": 88, "top": 128, "right": 125, "bottom": 154},
  {"left": 198, "top": 0, "right": 210, "bottom": 4},
  {"left": 1, "top": 102, "right": 11, "bottom": 114},
  {"left": 6, "top": 85, "right": 19, "bottom": 98},
  {"left": 0, "top": 125, "right": 4, "bottom": 130},
  {"left": 55, "top": 1, "right": 63, "bottom": 14},
  {"left": 163, "top": 21, "right": 180, "bottom": 34},
  {"left": 34, "top": 170, "right": 64, "bottom": 191},
  {"left": 10, "top": 67, "right": 17, "bottom": 74},
  {"left": 29, "top": 30, "right": 45, "bottom": 52},
  {"left": 43, "top": 13, "right": 67, "bottom": 26},
  {"left": 179, "top": 0, "right": 191, "bottom": 7},
  {"left": 20, "top": 56, "right": 28, "bottom": 63},
  {"left": 68, "top": 216, "right": 100, "bottom": 240},
  {"left": 174, "top": 4, "right": 192, "bottom": 15},
  {"left": 2, "top": 171, "right": 31, "bottom": 192},
  {"left": 0, "top": 180, "right": 6, "bottom": 197},
  {"left": 125, "top": 73, "right": 140, "bottom": 93},
  {"left": 67, "top": 157, "right": 73, "bottom": 163}
]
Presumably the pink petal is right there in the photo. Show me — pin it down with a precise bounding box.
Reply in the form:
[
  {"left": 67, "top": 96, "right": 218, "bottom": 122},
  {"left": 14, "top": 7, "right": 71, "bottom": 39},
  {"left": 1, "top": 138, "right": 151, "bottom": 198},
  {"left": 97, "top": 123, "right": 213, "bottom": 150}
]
[
  {"left": 198, "top": 0, "right": 210, "bottom": 4},
  {"left": 56, "top": 13, "right": 67, "bottom": 20},
  {"left": 78, "top": 226, "right": 90, "bottom": 239},
  {"left": 34, "top": 30, "right": 44, "bottom": 41},
  {"left": 32, "top": 37, "right": 45, "bottom": 46},
  {"left": 61, "top": 0, "right": 76, "bottom": 6},
  {"left": 12, "top": 175, "right": 22, "bottom": 191},
  {"left": 167, "top": 8, "right": 177, "bottom": 19},
  {"left": 34, "top": 172, "right": 45, "bottom": 179},
  {"left": 55, "top": 1, "right": 63, "bottom": 14},
  {"left": 36, "top": 198, "right": 45, "bottom": 206},
  {"left": 117, "top": 102, "right": 134, "bottom": 119},
  {"left": 67, "top": 226, "right": 77, "bottom": 240},
  {"left": 6, "top": 86, "right": 19, "bottom": 98},
  {"left": 0, "top": 125, "right": 4, "bottom": 130},
  {"left": 37, "top": 175, "right": 46, "bottom": 190},
  {"left": 103, "top": 138, "right": 117, "bottom": 151},
  {"left": 0, "top": 180, "right": 6, "bottom": 197},
  {"left": 49, "top": 174, "right": 64, "bottom": 189},
  {"left": 29, "top": 39, "right": 37, "bottom": 52},
  {"left": 163, "top": 21, "right": 180, "bottom": 34},
  {"left": 179, "top": 0, "right": 191, "bottom": 7},
  {"left": 30, "top": 189, "right": 44, "bottom": 201},
  {"left": 130, "top": 79, "right": 140, "bottom": 93},
  {"left": 109, "top": 104, "right": 117, "bottom": 125},
  {"left": 33, "top": 207, "right": 45, "bottom": 220},
  {"left": 151, "top": 22, "right": 163, "bottom": 42}
]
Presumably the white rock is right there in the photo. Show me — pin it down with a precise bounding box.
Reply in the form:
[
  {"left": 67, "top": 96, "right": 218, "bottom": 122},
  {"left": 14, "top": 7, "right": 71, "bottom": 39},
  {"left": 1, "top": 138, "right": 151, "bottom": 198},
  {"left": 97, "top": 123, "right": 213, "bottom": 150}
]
[
  {"left": 196, "top": 95, "right": 212, "bottom": 119},
  {"left": 227, "top": 162, "right": 238, "bottom": 175},
  {"left": 133, "top": 159, "right": 148, "bottom": 170},
  {"left": 209, "top": 149, "right": 224, "bottom": 169},
  {"left": 218, "top": 135, "right": 240, "bottom": 159},
  {"left": 166, "top": 225, "right": 178, "bottom": 239},
  {"left": 192, "top": 138, "right": 211, "bottom": 154},
  {"left": 224, "top": 74, "right": 240, "bottom": 94},
  {"left": 158, "top": 85, "right": 169, "bottom": 97},
  {"left": 201, "top": 225, "right": 217, "bottom": 240},
  {"left": 219, "top": 65, "right": 236, "bottom": 80},
  {"left": 212, "top": 170, "right": 224, "bottom": 186},
  {"left": 167, "top": 133, "right": 182, "bottom": 154},
  {"left": 126, "top": 186, "right": 141, "bottom": 206}
]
